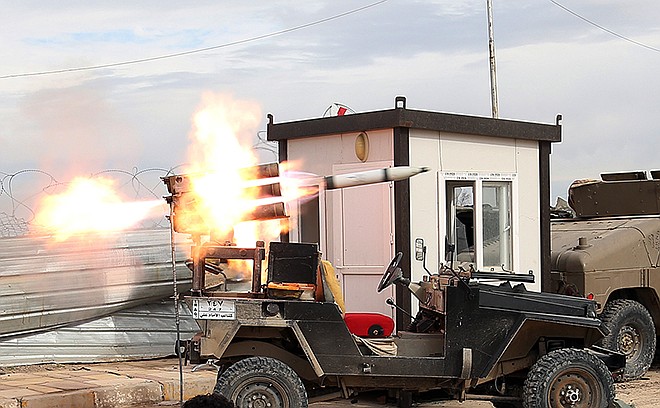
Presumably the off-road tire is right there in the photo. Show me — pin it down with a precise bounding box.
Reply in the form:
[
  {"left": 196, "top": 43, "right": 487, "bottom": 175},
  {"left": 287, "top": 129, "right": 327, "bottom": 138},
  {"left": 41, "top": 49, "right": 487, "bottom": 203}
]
[
  {"left": 598, "top": 299, "right": 656, "bottom": 381},
  {"left": 214, "top": 356, "right": 308, "bottom": 408},
  {"left": 523, "top": 348, "right": 615, "bottom": 408}
]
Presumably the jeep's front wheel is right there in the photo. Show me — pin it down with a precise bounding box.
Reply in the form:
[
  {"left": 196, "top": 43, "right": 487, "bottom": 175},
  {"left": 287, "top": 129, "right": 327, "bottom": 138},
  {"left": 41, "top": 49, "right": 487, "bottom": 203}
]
[
  {"left": 214, "top": 356, "right": 308, "bottom": 408},
  {"left": 598, "top": 299, "right": 656, "bottom": 381},
  {"left": 523, "top": 348, "right": 614, "bottom": 408}
]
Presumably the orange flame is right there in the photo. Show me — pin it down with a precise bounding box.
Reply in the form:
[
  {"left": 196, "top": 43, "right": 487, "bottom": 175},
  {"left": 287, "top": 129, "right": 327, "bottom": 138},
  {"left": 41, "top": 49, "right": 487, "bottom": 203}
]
[
  {"left": 181, "top": 93, "right": 265, "bottom": 239},
  {"left": 33, "top": 177, "right": 163, "bottom": 241},
  {"left": 278, "top": 161, "right": 322, "bottom": 205}
]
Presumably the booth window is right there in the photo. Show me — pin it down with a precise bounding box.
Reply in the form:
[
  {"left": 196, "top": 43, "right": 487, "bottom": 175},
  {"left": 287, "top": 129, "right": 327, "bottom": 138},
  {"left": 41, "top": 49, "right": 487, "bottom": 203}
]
[
  {"left": 446, "top": 182, "right": 475, "bottom": 264},
  {"left": 481, "top": 181, "right": 512, "bottom": 271},
  {"left": 445, "top": 179, "right": 513, "bottom": 272}
]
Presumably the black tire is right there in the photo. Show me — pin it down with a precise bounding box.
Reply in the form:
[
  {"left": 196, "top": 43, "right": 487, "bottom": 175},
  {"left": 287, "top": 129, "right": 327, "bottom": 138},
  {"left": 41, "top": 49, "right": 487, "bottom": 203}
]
[
  {"left": 214, "top": 356, "right": 308, "bottom": 408},
  {"left": 523, "top": 348, "right": 615, "bottom": 408},
  {"left": 598, "top": 299, "right": 656, "bottom": 381}
]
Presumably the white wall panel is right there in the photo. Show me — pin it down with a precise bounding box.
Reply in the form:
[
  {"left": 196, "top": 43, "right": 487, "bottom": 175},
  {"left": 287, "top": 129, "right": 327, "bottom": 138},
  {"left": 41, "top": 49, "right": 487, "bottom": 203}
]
[
  {"left": 409, "top": 129, "right": 542, "bottom": 290},
  {"left": 409, "top": 130, "right": 440, "bottom": 286},
  {"left": 439, "top": 133, "right": 516, "bottom": 172}
]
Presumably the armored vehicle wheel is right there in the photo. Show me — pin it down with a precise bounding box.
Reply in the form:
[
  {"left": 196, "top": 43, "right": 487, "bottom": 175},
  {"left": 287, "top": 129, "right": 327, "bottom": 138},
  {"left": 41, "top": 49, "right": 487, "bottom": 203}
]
[
  {"left": 523, "top": 348, "right": 614, "bottom": 408},
  {"left": 214, "top": 356, "right": 308, "bottom": 408},
  {"left": 598, "top": 299, "right": 656, "bottom": 381}
]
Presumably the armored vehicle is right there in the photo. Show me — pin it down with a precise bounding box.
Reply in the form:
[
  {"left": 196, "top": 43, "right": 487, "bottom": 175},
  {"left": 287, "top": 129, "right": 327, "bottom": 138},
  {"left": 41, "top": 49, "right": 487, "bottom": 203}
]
[{"left": 551, "top": 171, "right": 660, "bottom": 381}]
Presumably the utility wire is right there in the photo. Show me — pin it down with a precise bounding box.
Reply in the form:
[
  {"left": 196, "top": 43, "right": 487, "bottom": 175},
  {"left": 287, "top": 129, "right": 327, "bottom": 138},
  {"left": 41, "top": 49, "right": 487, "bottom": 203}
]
[
  {"left": 550, "top": 0, "right": 660, "bottom": 53},
  {"left": 1, "top": 0, "right": 389, "bottom": 79}
]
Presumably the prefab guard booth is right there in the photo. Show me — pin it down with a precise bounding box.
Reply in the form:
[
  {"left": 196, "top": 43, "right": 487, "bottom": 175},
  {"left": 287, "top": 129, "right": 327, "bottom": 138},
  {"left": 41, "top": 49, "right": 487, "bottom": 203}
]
[{"left": 267, "top": 97, "right": 561, "bottom": 325}]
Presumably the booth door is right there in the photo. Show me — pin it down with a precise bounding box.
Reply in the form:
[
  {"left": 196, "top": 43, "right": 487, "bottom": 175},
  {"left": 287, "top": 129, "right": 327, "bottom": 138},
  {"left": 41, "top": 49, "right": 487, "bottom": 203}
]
[{"left": 328, "top": 162, "right": 395, "bottom": 317}]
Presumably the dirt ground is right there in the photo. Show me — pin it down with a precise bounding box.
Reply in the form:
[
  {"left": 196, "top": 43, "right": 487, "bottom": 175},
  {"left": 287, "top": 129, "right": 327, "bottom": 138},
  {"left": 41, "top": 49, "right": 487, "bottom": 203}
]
[
  {"left": 613, "top": 362, "right": 660, "bottom": 408},
  {"left": 136, "top": 364, "right": 660, "bottom": 408}
]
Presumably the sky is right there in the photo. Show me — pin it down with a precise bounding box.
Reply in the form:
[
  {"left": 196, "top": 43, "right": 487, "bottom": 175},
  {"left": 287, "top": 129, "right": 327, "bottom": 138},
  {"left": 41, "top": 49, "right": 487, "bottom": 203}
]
[{"left": 1, "top": 0, "right": 659, "bottom": 210}]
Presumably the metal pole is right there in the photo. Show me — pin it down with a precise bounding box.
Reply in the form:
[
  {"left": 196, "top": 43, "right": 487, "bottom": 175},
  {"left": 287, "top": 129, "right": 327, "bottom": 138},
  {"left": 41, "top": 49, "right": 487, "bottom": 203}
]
[
  {"left": 168, "top": 203, "right": 184, "bottom": 407},
  {"left": 487, "top": 0, "right": 499, "bottom": 119}
]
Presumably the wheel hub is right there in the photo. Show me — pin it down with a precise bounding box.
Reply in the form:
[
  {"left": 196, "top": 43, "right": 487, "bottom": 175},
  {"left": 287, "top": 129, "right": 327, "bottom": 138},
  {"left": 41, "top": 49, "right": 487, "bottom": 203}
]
[
  {"left": 237, "top": 381, "right": 283, "bottom": 408},
  {"left": 561, "top": 384, "right": 582, "bottom": 405},
  {"left": 618, "top": 325, "right": 641, "bottom": 358},
  {"left": 550, "top": 372, "right": 596, "bottom": 407}
]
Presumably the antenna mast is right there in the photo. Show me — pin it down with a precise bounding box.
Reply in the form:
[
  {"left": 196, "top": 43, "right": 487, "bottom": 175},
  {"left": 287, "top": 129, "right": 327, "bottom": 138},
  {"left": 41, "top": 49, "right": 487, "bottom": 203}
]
[{"left": 487, "top": 0, "right": 499, "bottom": 118}]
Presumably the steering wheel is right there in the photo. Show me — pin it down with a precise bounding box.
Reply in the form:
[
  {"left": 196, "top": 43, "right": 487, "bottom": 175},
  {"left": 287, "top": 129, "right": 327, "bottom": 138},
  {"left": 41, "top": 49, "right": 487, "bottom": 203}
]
[{"left": 377, "top": 252, "right": 403, "bottom": 292}]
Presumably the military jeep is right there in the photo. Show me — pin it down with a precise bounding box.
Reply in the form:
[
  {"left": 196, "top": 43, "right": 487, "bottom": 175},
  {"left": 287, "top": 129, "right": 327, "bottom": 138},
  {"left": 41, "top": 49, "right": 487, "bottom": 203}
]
[{"left": 180, "top": 240, "right": 625, "bottom": 408}]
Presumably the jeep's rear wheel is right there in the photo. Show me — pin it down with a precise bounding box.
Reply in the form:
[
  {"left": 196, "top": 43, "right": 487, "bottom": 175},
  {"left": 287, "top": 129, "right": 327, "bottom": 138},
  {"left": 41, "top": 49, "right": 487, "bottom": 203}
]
[
  {"left": 523, "top": 348, "right": 614, "bottom": 408},
  {"left": 214, "top": 356, "right": 308, "bottom": 408},
  {"left": 598, "top": 299, "right": 656, "bottom": 381}
]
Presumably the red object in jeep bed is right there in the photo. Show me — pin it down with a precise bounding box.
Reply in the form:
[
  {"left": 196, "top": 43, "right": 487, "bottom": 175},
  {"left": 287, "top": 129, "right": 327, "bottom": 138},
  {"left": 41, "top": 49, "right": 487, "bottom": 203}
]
[{"left": 344, "top": 312, "right": 394, "bottom": 337}]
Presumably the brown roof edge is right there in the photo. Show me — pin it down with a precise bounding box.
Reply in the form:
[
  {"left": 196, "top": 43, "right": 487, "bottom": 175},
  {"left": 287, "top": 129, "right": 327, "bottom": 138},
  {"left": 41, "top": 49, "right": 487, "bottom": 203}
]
[{"left": 266, "top": 104, "right": 562, "bottom": 143}]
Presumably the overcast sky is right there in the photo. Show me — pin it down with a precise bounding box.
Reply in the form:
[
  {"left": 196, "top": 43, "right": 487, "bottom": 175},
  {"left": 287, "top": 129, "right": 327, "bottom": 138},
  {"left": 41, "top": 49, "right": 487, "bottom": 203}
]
[{"left": 1, "top": 0, "right": 659, "bottom": 205}]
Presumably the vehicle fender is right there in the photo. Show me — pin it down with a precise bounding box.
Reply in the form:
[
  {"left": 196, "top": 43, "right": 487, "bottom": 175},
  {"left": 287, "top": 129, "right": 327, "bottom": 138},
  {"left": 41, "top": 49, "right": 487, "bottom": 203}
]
[
  {"left": 588, "top": 345, "right": 626, "bottom": 378},
  {"left": 222, "top": 339, "right": 318, "bottom": 381},
  {"left": 199, "top": 320, "right": 241, "bottom": 361},
  {"left": 608, "top": 287, "right": 660, "bottom": 333}
]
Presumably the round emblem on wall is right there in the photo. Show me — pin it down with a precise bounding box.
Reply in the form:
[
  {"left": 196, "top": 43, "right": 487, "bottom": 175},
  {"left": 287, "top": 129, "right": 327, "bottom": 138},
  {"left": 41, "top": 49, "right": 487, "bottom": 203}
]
[{"left": 355, "top": 132, "right": 369, "bottom": 162}]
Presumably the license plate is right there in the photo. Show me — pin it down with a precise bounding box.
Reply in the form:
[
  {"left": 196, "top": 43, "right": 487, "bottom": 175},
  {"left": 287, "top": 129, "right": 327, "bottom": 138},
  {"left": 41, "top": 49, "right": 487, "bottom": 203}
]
[{"left": 192, "top": 298, "right": 236, "bottom": 320}]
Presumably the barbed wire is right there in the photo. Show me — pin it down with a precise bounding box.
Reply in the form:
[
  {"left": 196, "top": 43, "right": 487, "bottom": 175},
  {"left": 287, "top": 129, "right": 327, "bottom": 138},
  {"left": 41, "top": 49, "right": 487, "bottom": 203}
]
[{"left": 0, "top": 166, "right": 185, "bottom": 238}]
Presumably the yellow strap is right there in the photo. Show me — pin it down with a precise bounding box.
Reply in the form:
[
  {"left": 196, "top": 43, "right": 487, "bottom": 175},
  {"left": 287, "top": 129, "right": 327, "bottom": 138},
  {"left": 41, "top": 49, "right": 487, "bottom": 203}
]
[{"left": 321, "top": 260, "right": 345, "bottom": 314}]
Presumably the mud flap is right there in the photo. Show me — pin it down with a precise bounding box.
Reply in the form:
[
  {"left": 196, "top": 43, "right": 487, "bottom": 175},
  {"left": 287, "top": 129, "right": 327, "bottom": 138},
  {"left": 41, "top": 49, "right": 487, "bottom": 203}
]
[
  {"left": 461, "top": 348, "right": 472, "bottom": 379},
  {"left": 459, "top": 348, "right": 473, "bottom": 401},
  {"left": 588, "top": 345, "right": 626, "bottom": 381}
]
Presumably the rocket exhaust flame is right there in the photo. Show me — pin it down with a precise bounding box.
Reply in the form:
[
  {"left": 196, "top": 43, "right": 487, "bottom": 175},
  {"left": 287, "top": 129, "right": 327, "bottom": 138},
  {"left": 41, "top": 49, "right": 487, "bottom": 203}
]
[
  {"left": 162, "top": 163, "right": 289, "bottom": 236},
  {"left": 33, "top": 177, "right": 164, "bottom": 241}
]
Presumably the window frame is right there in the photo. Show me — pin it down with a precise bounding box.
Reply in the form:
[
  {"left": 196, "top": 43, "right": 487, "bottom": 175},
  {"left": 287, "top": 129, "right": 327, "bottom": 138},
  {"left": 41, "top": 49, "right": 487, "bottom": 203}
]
[{"left": 439, "top": 172, "right": 518, "bottom": 273}]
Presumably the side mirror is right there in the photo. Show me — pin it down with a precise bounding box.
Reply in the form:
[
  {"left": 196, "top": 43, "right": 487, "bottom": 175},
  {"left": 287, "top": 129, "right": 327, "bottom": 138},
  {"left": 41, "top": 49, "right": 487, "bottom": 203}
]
[
  {"left": 415, "top": 238, "right": 433, "bottom": 276},
  {"left": 414, "top": 238, "right": 424, "bottom": 261}
]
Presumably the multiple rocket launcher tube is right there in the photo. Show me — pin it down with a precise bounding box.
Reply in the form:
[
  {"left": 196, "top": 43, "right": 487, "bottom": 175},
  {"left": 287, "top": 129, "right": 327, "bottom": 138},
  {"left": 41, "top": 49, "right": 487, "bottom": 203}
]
[{"left": 163, "top": 163, "right": 428, "bottom": 234}]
